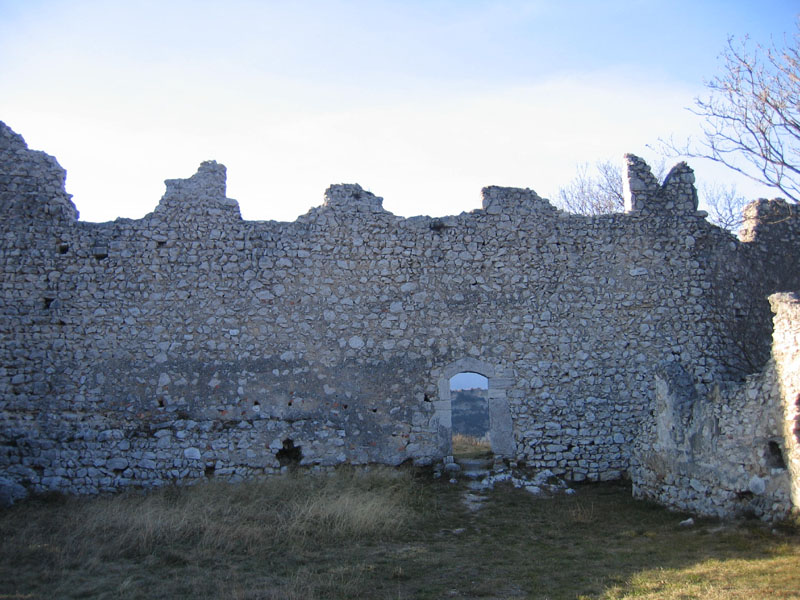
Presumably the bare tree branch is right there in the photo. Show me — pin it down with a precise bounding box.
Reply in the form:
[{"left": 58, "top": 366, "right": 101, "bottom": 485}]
[
  {"left": 558, "top": 159, "right": 665, "bottom": 216},
  {"left": 700, "top": 182, "right": 748, "bottom": 231},
  {"left": 662, "top": 25, "right": 800, "bottom": 203},
  {"left": 557, "top": 160, "right": 626, "bottom": 215}
]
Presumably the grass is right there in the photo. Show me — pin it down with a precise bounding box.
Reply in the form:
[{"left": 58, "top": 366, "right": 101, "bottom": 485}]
[
  {"left": 1, "top": 468, "right": 799, "bottom": 599},
  {"left": 452, "top": 432, "right": 493, "bottom": 459}
]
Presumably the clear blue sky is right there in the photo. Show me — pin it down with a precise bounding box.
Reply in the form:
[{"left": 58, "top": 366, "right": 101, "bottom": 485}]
[
  {"left": 1, "top": 1, "right": 797, "bottom": 222},
  {"left": 450, "top": 372, "right": 488, "bottom": 391}
]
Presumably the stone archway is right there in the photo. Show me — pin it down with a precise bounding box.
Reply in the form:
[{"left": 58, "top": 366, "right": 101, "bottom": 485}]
[{"left": 433, "top": 358, "right": 515, "bottom": 458}]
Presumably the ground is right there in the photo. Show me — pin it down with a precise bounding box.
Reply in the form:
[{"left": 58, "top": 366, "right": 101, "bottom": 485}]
[{"left": 1, "top": 467, "right": 798, "bottom": 599}]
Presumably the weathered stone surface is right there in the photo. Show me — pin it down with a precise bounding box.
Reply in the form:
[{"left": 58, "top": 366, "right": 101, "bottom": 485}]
[
  {"left": 632, "top": 292, "right": 800, "bottom": 521},
  {"left": 107, "top": 458, "right": 129, "bottom": 471},
  {"left": 770, "top": 293, "right": 800, "bottom": 513},
  {"left": 184, "top": 448, "right": 202, "bottom": 460},
  {"left": 0, "top": 120, "right": 798, "bottom": 521}
]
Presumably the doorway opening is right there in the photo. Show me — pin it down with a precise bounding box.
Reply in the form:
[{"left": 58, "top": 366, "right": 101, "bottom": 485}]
[
  {"left": 434, "top": 357, "right": 515, "bottom": 460},
  {"left": 450, "top": 372, "right": 492, "bottom": 460}
]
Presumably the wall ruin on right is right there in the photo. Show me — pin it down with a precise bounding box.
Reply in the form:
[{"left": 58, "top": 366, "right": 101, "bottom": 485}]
[{"left": 632, "top": 291, "right": 800, "bottom": 520}]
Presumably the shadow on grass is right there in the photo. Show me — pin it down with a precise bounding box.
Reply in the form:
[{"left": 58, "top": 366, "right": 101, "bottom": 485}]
[{"left": 398, "top": 479, "right": 800, "bottom": 600}]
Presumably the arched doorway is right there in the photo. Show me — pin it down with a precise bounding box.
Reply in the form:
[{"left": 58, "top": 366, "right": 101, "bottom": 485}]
[
  {"left": 450, "top": 372, "right": 491, "bottom": 459},
  {"left": 432, "top": 358, "right": 515, "bottom": 459}
]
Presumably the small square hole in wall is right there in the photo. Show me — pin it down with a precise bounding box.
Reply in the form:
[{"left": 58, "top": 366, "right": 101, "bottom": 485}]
[
  {"left": 276, "top": 439, "right": 302, "bottom": 468},
  {"left": 57, "top": 243, "right": 69, "bottom": 254}
]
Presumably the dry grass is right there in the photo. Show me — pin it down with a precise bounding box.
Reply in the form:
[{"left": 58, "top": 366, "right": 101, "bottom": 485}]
[
  {"left": 605, "top": 551, "right": 800, "bottom": 599},
  {"left": 1, "top": 472, "right": 799, "bottom": 599},
  {"left": 0, "top": 467, "right": 427, "bottom": 599},
  {"left": 451, "top": 432, "right": 492, "bottom": 459},
  {"left": 116, "top": 467, "right": 409, "bottom": 549}
]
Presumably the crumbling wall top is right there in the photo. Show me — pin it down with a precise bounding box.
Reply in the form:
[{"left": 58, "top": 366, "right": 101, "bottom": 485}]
[
  {"left": 481, "top": 185, "right": 557, "bottom": 216},
  {"left": 322, "top": 183, "right": 388, "bottom": 214},
  {"left": 153, "top": 160, "right": 241, "bottom": 220},
  {"left": 738, "top": 198, "right": 799, "bottom": 243},
  {"left": 623, "top": 154, "right": 698, "bottom": 215},
  {"left": 0, "top": 120, "right": 78, "bottom": 222},
  {"left": 769, "top": 290, "right": 800, "bottom": 312},
  {"left": 660, "top": 162, "right": 699, "bottom": 213},
  {"left": 623, "top": 154, "right": 661, "bottom": 213}
]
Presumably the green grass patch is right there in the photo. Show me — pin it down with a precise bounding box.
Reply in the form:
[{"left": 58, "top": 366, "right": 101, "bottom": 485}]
[{"left": 1, "top": 471, "right": 798, "bottom": 599}]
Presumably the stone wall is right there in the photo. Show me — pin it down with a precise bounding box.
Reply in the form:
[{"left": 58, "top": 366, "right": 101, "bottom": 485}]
[
  {"left": 1, "top": 120, "right": 799, "bottom": 517},
  {"left": 631, "top": 293, "right": 800, "bottom": 520},
  {"left": 770, "top": 293, "right": 800, "bottom": 512}
]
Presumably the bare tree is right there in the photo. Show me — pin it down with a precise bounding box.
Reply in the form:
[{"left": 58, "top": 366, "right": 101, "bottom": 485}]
[
  {"left": 700, "top": 182, "right": 748, "bottom": 231},
  {"left": 667, "top": 26, "right": 800, "bottom": 204},
  {"left": 557, "top": 160, "right": 625, "bottom": 215}
]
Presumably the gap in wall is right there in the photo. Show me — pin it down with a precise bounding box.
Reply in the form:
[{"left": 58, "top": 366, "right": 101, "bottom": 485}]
[{"left": 450, "top": 372, "right": 492, "bottom": 460}]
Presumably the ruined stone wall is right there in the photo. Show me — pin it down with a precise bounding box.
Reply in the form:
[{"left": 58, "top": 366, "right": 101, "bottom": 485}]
[
  {"left": 1, "top": 121, "right": 799, "bottom": 507},
  {"left": 771, "top": 293, "right": 800, "bottom": 512},
  {"left": 631, "top": 292, "right": 800, "bottom": 520}
]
